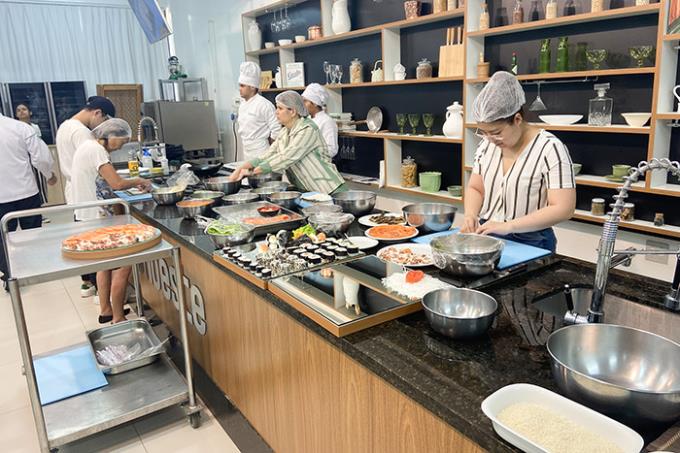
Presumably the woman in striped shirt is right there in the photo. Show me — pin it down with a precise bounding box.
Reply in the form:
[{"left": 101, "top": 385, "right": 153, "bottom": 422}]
[
  {"left": 461, "top": 72, "right": 576, "bottom": 252},
  {"left": 230, "top": 90, "right": 346, "bottom": 195}
]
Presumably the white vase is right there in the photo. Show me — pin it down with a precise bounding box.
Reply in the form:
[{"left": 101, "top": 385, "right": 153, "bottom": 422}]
[
  {"left": 247, "top": 22, "right": 262, "bottom": 51},
  {"left": 443, "top": 101, "right": 463, "bottom": 139},
  {"left": 332, "top": 0, "right": 351, "bottom": 35}
]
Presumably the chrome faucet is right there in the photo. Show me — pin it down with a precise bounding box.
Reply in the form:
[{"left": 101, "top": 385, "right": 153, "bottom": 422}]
[
  {"left": 565, "top": 158, "right": 680, "bottom": 325},
  {"left": 137, "top": 116, "right": 159, "bottom": 145}
]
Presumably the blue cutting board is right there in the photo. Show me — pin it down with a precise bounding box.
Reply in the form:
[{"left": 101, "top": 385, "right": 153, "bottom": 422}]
[
  {"left": 412, "top": 229, "right": 552, "bottom": 270},
  {"left": 33, "top": 345, "right": 108, "bottom": 406},
  {"left": 114, "top": 190, "right": 152, "bottom": 202}
]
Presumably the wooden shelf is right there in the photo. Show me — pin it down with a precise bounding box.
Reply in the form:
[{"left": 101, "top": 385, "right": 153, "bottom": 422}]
[
  {"left": 386, "top": 185, "right": 463, "bottom": 202},
  {"left": 574, "top": 174, "right": 646, "bottom": 191},
  {"left": 261, "top": 86, "right": 305, "bottom": 93},
  {"left": 466, "top": 67, "right": 655, "bottom": 84},
  {"left": 340, "top": 130, "right": 463, "bottom": 144},
  {"left": 572, "top": 209, "right": 680, "bottom": 238},
  {"left": 326, "top": 76, "right": 464, "bottom": 89},
  {"left": 465, "top": 122, "right": 651, "bottom": 134},
  {"left": 467, "top": 4, "right": 660, "bottom": 38},
  {"left": 245, "top": 8, "right": 464, "bottom": 57},
  {"left": 663, "top": 33, "right": 680, "bottom": 41},
  {"left": 656, "top": 112, "right": 680, "bottom": 120},
  {"left": 648, "top": 184, "right": 680, "bottom": 197}
]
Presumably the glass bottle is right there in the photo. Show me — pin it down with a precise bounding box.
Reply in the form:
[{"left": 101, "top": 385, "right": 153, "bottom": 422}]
[
  {"left": 546, "top": 0, "right": 557, "bottom": 19},
  {"left": 591, "top": 0, "right": 603, "bottom": 12},
  {"left": 511, "top": 52, "right": 518, "bottom": 74},
  {"left": 530, "top": 0, "right": 540, "bottom": 20},
  {"left": 575, "top": 42, "right": 588, "bottom": 71},
  {"left": 588, "top": 83, "right": 613, "bottom": 126},
  {"left": 495, "top": 7, "right": 508, "bottom": 26},
  {"left": 349, "top": 58, "right": 363, "bottom": 84},
  {"left": 556, "top": 37, "right": 569, "bottom": 72},
  {"left": 563, "top": 0, "right": 576, "bottom": 15},
  {"left": 128, "top": 148, "right": 139, "bottom": 177},
  {"left": 479, "top": 3, "right": 490, "bottom": 30},
  {"left": 539, "top": 38, "right": 551, "bottom": 73},
  {"left": 513, "top": 0, "right": 525, "bottom": 23}
]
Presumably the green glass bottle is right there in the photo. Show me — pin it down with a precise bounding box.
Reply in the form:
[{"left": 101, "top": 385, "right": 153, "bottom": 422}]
[
  {"left": 556, "top": 37, "right": 569, "bottom": 72},
  {"left": 511, "top": 52, "right": 518, "bottom": 75},
  {"left": 539, "top": 38, "right": 551, "bottom": 73},
  {"left": 575, "top": 42, "right": 588, "bottom": 71}
]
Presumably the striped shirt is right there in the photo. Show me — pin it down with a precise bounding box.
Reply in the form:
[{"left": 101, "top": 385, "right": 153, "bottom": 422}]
[
  {"left": 472, "top": 129, "right": 575, "bottom": 222},
  {"left": 249, "top": 117, "right": 344, "bottom": 194}
]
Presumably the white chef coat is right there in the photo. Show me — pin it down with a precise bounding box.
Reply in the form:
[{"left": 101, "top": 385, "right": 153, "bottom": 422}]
[
  {"left": 56, "top": 119, "right": 94, "bottom": 203},
  {"left": 312, "top": 110, "right": 338, "bottom": 159},
  {"left": 71, "top": 140, "right": 111, "bottom": 221},
  {"left": 237, "top": 94, "right": 281, "bottom": 161},
  {"left": 0, "top": 113, "right": 54, "bottom": 203}
]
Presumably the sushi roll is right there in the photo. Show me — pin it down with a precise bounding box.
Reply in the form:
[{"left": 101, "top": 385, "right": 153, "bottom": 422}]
[
  {"left": 346, "top": 243, "right": 359, "bottom": 254},
  {"left": 335, "top": 247, "right": 348, "bottom": 257},
  {"left": 321, "top": 251, "right": 335, "bottom": 262},
  {"left": 261, "top": 268, "right": 272, "bottom": 278},
  {"left": 308, "top": 254, "right": 322, "bottom": 265}
]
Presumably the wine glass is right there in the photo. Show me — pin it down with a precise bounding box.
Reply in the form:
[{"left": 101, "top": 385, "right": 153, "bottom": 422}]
[
  {"left": 396, "top": 114, "right": 407, "bottom": 135},
  {"left": 586, "top": 49, "right": 607, "bottom": 70},
  {"left": 336, "top": 65, "right": 343, "bottom": 84},
  {"left": 422, "top": 113, "right": 435, "bottom": 136},
  {"left": 283, "top": 4, "right": 291, "bottom": 30},
  {"left": 323, "top": 61, "right": 330, "bottom": 85},
  {"left": 407, "top": 113, "right": 420, "bottom": 135},
  {"left": 629, "top": 46, "right": 653, "bottom": 68}
]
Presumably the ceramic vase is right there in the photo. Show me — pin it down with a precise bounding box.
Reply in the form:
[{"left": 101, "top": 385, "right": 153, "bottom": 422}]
[
  {"left": 247, "top": 22, "right": 262, "bottom": 51},
  {"left": 332, "top": 0, "right": 351, "bottom": 35}
]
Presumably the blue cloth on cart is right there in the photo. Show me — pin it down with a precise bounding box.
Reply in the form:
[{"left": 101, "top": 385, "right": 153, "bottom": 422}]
[
  {"left": 33, "top": 345, "right": 108, "bottom": 405},
  {"left": 114, "top": 190, "right": 152, "bottom": 202}
]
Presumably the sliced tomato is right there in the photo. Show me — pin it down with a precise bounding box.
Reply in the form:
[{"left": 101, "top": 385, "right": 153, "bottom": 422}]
[{"left": 405, "top": 270, "right": 425, "bottom": 284}]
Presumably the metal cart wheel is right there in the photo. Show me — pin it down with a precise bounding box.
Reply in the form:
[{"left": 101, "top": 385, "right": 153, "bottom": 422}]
[{"left": 189, "top": 411, "right": 202, "bottom": 429}]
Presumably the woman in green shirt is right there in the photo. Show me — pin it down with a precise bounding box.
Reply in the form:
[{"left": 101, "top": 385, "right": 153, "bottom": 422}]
[{"left": 230, "top": 90, "right": 346, "bottom": 194}]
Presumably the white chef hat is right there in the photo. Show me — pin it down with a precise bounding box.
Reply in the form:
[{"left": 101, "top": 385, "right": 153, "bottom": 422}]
[
  {"left": 239, "top": 61, "right": 261, "bottom": 88},
  {"left": 301, "top": 83, "right": 328, "bottom": 107},
  {"left": 472, "top": 71, "right": 526, "bottom": 123}
]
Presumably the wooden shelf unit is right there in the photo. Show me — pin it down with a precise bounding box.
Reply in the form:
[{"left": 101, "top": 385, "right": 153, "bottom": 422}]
[
  {"left": 385, "top": 185, "right": 463, "bottom": 202},
  {"left": 572, "top": 209, "right": 680, "bottom": 238},
  {"left": 574, "top": 174, "right": 647, "bottom": 191},
  {"left": 655, "top": 113, "right": 680, "bottom": 120},
  {"left": 340, "top": 130, "right": 463, "bottom": 144},
  {"left": 467, "top": 67, "right": 656, "bottom": 84},
  {"left": 326, "top": 76, "right": 464, "bottom": 89},
  {"left": 465, "top": 123, "right": 651, "bottom": 134}
]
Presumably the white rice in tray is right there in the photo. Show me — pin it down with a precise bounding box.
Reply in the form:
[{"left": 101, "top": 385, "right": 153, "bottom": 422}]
[
  {"left": 497, "top": 402, "right": 624, "bottom": 453},
  {"left": 382, "top": 272, "right": 451, "bottom": 301}
]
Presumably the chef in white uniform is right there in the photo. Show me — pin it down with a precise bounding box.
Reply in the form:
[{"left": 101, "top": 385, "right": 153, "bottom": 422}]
[
  {"left": 237, "top": 62, "right": 281, "bottom": 161},
  {"left": 302, "top": 83, "right": 338, "bottom": 159}
]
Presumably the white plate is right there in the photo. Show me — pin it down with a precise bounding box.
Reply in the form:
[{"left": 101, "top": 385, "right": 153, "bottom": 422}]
[
  {"left": 358, "top": 212, "right": 406, "bottom": 227},
  {"left": 481, "top": 383, "right": 644, "bottom": 453},
  {"left": 538, "top": 115, "right": 583, "bottom": 125},
  {"left": 376, "top": 243, "right": 433, "bottom": 267},
  {"left": 345, "top": 236, "right": 378, "bottom": 250},
  {"left": 365, "top": 225, "right": 419, "bottom": 242}
]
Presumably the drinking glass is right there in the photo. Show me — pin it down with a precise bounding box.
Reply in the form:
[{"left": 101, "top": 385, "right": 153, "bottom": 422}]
[
  {"left": 396, "top": 114, "right": 407, "bottom": 135},
  {"left": 422, "top": 113, "right": 435, "bottom": 135},
  {"left": 629, "top": 46, "right": 653, "bottom": 68},
  {"left": 586, "top": 49, "right": 607, "bottom": 70},
  {"left": 323, "top": 61, "right": 330, "bottom": 85},
  {"left": 407, "top": 113, "right": 420, "bottom": 135},
  {"left": 335, "top": 65, "right": 343, "bottom": 84}
]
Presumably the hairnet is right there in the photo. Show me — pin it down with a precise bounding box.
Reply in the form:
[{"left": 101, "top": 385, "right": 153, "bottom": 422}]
[
  {"left": 472, "top": 71, "right": 526, "bottom": 123},
  {"left": 302, "top": 83, "right": 328, "bottom": 107},
  {"left": 92, "top": 118, "right": 132, "bottom": 140},
  {"left": 275, "top": 90, "right": 308, "bottom": 117}
]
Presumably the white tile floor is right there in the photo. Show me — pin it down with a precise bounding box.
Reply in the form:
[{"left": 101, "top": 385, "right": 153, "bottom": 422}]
[{"left": 0, "top": 276, "right": 240, "bottom": 453}]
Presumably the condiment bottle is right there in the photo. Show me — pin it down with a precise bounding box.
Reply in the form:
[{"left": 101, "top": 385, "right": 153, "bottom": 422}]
[
  {"left": 401, "top": 156, "right": 417, "bottom": 188},
  {"left": 511, "top": 52, "right": 518, "bottom": 75},
  {"left": 546, "top": 0, "right": 557, "bottom": 19},
  {"left": 539, "top": 38, "right": 551, "bottom": 73},
  {"left": 349, "top": 58, "right": 363, "bottom": 84},
  {"left": 563, "top": 0, "right": 576, "bottom": 15},
  {"left": 416, "top": 58, "right": 433, "bottom": 79},
  {"left": 479, "top": 3, "right": 490, "bottom": 30},
  {"left": 447, "top": 0, "right": 458, "bottom": 10},
  {"left": 591, "top": 198, "right": 606, "bottom": 216},
  {"left": 513, "top": 0, "right": 525, "bottom": 24},
  {"left": 530, "top": 0, "right": 540, "bottom": 20},
  {"left": 128, "top": 148, "right": 140, "bottom": 177}
]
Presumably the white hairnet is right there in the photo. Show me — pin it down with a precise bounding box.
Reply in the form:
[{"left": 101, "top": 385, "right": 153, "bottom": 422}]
[
  {"left": 472, "top": 71, "right": 526, "bottom": 123},
  {"left": 92, "top": 118, "right": 132, "bottom": 139},
  {"left": 302, "top": 83, "right": 328, "bottom": 107},
  {"left": 239, "top": 61, "right": 261, "bottom": 88},
  {"left": 275, "top": 90, "right": 308, "bottom": 117}
]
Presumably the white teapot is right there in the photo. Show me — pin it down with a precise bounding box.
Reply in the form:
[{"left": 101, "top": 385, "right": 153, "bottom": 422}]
[
  {"left": 371, "top": 60, "right": 384, "bottom": 82},
  {"left": 394, "top": 63, "right": 406, "bottom": 81},
  {"left": 443, "top": 101, "right": 463, "bottom": 139},
  {"left": 274, "top": 67, "right": 282, "bottom": 88}
]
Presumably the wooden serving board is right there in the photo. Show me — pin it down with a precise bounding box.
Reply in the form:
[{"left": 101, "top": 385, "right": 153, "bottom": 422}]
[{"left": 62, "top": 234, "right": 162, "bottom": 260}]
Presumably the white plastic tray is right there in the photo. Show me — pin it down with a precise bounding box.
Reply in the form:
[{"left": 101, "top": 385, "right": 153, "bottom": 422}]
[{"left": 481, "top": 383, "right": 644, "bottom": 453}]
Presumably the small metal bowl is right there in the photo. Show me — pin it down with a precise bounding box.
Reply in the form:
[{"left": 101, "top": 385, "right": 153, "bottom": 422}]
[
  {"left": 252, "top": 186, "right": 282, "bottom": 200},
  {"left": 266, "top": 191, "right": 301, "bottom": 210},
  {"left": 222, "top": 192, "right": 260, "bottom": 205},
  {"left": 176, "top": 199, "right": 214, "bottom": 219},
  {"left": 422, "top": 287, "right": 498, "bottom": 339},
  {"left": 206, "top": 223, "right": 255, "bottom": 249},
  {"left": 402, "top": 203, "right": 457, "bottom": 233},
  {"left": 259, "top": 181, "right": 289, "bottom": 192},
  {"left": 247, "top": 172, "right": 283, "bottom": 189},
  {"left": 332, "top": 190, "right": 377, "bottom": 216},
  {"left": 301, "top": 204, "right": 343, "bottom": 218},
  {"left": 308, "top": 212, "right": 355, "bottom": 235},
  {"left": 191, "top": 190, "right": 225, "bottom": 206},
  {"left": 152, "top": 187, "right": 184, "bottom": 206},
  {"left": 204, "top": 176, "right": 241, "bottom": 195},
  {"left": 431, "top": 233, "right": 504, "bottom": 277}
]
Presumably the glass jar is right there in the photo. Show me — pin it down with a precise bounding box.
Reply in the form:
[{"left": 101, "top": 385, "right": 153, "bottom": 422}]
[
  {"left": 654, "top": 212, "right": 665, "bottom": 226},
  {"left": 546, "top": 0, "right": 557, "bottom": 19},
  {"left": 479, "top": 3, "right": 490, "bottom": 30},
  {"left": 621, "top": 203, "right": 635, "bottom": 222},
  {"left": 591, "top": 0, "right": 603, "bottom": 12},
  {"left": 447, "top": 0, "right": 458, "bottom": 9},
  {"left": 433, "top": 0, "right": 447, "bottom": 13},
  {"left": 513, "top": 0, "right": 524, "bottom": 23},
  {"left": 591, "top": 198, "right": 606, "bottom": 216},
  {"left": 401, "top": 156, "right": 418, "bottom": 188},
  {"left": 349, "top": 58, "right": 363, "bottom": 84},
  {"left": 416, "top": 58, "right": 433, "bottom": 79}
]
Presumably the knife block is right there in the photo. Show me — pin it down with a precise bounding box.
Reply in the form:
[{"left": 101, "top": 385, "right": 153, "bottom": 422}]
[{"left": 439, "top": 44, "right": 464, "bottom": 77}]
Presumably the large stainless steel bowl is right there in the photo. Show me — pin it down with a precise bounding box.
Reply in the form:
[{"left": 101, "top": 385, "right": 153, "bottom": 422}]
[
  {"left": 431, "top": 233, "right": 503, "bottom": 276},
  {"left": 301, "top": 204, "right": 343, "bottom": 218},
  {"left": 332, "top": 190, "right": 377, "bottom": 216},
  {"left": 222, "top": 192, "right": 260, "bottom": 205},
  {"left": 151, "top": 187, "right": 184, "bottom": 206},
  {"left": 191, "top": 190, "right": 224, "bottom": 206},
  {"left": 402, "top": 203, "right": 457, "bottom": 233},
  {"left": 422, "top": 287, "right": 498, "bottom": 339},
  {"left": 206, "top": 223, "right": 255, "bottom": 249},
  {"left": 204, "top": 177, "right": 241, "bottom": 195},
  {"left": 259, "top": 181, "right": 289, "bottom": 192},
  {"left": 308, "top": 212, "right": 355, "bottom": 235},
  {"left": 266, "top": 191, "right": 301, "bottom": 210},
  {"left": 176, "top": 199, "right": 214, "bottom": 219},
  {"left": 252, "top": 186, "right": 284, "bottom": 200},
  {"left": 547, "top": 324, "right": 680, "bottom": 427},
  {"left": 247, "top": 172, "right": 283, "bottom": 189}
]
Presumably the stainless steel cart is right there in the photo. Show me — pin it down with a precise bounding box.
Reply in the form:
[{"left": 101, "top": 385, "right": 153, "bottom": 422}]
[{"left": 1, "top": 200, "right": 201, "bottom": 452}]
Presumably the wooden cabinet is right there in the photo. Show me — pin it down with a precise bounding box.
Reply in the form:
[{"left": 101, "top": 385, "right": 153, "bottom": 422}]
[{"left": 96, "top": 84, "right": 144, "bottom": 140}]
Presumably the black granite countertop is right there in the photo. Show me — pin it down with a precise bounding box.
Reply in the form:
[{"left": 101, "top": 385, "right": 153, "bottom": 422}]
[{"left": 131, "top": 200, "right": 676, "bottom": 452}]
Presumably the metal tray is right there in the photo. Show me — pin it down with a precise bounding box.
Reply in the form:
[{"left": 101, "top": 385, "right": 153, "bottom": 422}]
[
  {"left": 212, "top": 201, "right": 304, "bottom": 236},
  {"left": 87, "top": 319, "right": 164, "bottom": 375}
]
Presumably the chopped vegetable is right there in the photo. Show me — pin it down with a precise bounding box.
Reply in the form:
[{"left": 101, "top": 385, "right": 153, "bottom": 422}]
[
  {"left": 205, "top": 221, "right": 248, "bottom": 236},
  {"left": 293, "top": 224, "right": 316, "bottom": 240},
  {"left": 405, "top": 270, "right": 425, "bottom": 284}
]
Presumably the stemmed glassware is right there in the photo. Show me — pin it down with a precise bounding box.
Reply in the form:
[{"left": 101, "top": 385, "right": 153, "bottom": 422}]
[
  {"left": 323, "top": 61, "right": 331, "bottom": 85},
  {"left": 396, "top": 114, "right": 407, "bottom": 135},
  {"left": 331, "top": 64, "right": 343, "bottom": 84},
  {"left": 629, "top": 46, "right": 653, "bottom": 68},
  {"left": 282, "top": 4, "right": 291, "bottom": 30},
  {"left": 271, "top": 9, "right": 279, "bottom": 33},
  {"left": 407, "top": 113, "right": 420, "bottom": 135},
  {"left": 586, "top": 49, "right": 607, "bottom": 70},
  {"left": 422, "top": 113, "right": 434, "bottom": 136}
]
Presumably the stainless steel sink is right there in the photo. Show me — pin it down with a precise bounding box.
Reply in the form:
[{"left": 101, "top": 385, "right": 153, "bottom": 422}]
[{"left": 533, "top": 287, "right": 680, "bottom": 343}]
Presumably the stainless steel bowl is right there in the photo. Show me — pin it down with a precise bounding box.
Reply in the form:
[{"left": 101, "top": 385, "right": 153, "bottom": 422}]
[
  {"left": 206, "top": 223, "right": 255, "bottom": 249},
  {"left": 402, "top": 203, "right": 457, "bottom": 233},
  {"left": 204, "top": 176, "right": 241, "bottom": 195},
  {"left": 247, "top": 172, "right": 283, "bottom": 189},
  {"left": 430, "top": 233, "right": 503, "bottom": 276},
  {"left": 259, "top": 181, "right": 289, "bottom": 192},
  {"left": 308, "top": 212, "right": 355, "bottom": 235},
  {"left": 547, "top": 324, "right": 680, "bottom": 427},
  {"left": 191, "top": 190, "right": 225, "bottom": 206},
  {"left": 176, "top": 199, "right": 214, "bottom": 219},
  {"left": 267, "top": 191, "right": 301, "bottom": 210},
  {"left": 301, "top": 204, "right": 343, "bottom": 218},
  {"left": 422, "top": 287, "right": 497, "bottom": 339},
  {"left": 332, "top": 190, "right": 377, "bottom": 216},
  {"left": 151, "top": 187, "right": 184, "bottom": 206},
  {"left": 222, "top": 192, "right": 260, "bottom": 205},
  {"left": 252, "top": 186, "right": 283, "bottom": 200}
]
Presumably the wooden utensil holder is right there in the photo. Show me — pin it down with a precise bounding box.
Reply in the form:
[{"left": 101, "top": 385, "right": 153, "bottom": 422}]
[{"left": 439, "top": 27, "right": 464, "bottom": 77}]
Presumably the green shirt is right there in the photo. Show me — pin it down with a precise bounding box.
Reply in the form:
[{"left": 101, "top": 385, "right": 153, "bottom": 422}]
[{"left": 249, "top": 117, "right": 344, "bottom": 194}]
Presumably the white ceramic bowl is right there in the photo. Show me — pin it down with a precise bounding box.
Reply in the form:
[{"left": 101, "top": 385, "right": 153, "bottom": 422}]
[
  {"left": 294, "top": 35, "right": 306, "bottom": 43},
  {"left": 538, "top": 115, "right": 583, "bottom": 125},
  {"left": 621, "top": 112, "right": 651, "bottom": 127},
  {"left": 264, "top": 42, "right": 275, "bottom": 49},
  {"left": 278, "top": 39, "right": 293, "bottom": 46}
]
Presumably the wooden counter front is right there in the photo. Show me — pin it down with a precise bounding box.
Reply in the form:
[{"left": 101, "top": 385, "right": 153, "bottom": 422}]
[{"left": 137, "top": 233, "right": 485, "bottom": 453}]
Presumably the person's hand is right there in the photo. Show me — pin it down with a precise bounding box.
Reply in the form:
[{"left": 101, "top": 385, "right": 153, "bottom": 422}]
[
  {"left": 47, "top": 173, "right": 58, "bottom": 186},
  {"left": 251, "top": 167, "right": 263, "bottom": 176},
  {"left": 137, "top": 179, "right": 152, "bottom": 193},
  {"left": 460, "top": 216, "right": 479, "bottom": 233},
  {"left": 228, "top": 169, "right": 241, "bottom": 182},
  {"left": 476, "top": 220, "right": 513, "bottom": 236}
]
